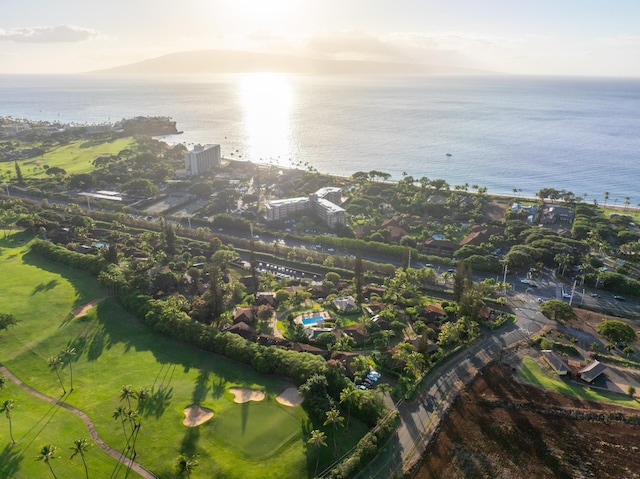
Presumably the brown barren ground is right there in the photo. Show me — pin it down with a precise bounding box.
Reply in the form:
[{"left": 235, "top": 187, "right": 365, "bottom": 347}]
[
  {"left": 71, "top": 298, "right": 105, "bottom": 317},
  {"left": 414, "top": 363, "right": 640, "bottom": 479}
]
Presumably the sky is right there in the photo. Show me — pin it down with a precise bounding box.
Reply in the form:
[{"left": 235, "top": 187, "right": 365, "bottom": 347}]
[{"left": 1, "top": 0, "right": 640, "bottom": 76}]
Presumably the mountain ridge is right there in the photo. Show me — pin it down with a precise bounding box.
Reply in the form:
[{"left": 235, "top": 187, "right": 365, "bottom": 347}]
[{"left": 93, "top": 49, "right": 485, "bottom": 75}]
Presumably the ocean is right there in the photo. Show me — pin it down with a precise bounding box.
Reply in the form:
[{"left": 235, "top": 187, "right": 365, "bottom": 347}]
[{"left": 1, "top": 73, "right": 639, "bottom": 204}]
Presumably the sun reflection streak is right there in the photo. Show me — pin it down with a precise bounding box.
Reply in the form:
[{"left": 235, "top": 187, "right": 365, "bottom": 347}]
[{"left": 238, "top": 73, "right": 295, "bottom": 166}]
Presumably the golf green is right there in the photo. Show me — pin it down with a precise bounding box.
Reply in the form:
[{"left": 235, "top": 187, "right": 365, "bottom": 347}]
[{"left": 214, "top": 401, "right": 301, "bottom": 459}]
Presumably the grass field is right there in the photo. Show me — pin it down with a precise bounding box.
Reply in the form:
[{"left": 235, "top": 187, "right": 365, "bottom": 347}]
[
  {"left": 0, "top": 231, "right": 367, "bottom": 478},
  {"left": 520, "top": 356, "right": 640, "bottom": 409},
  {"left": 0, "top": 137, "right": 135, "bottom": 179}
]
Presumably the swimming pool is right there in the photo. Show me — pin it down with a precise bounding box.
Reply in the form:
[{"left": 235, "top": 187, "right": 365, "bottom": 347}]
[{"left": 301, "top": 316, "right": 323, "bottom": 326}]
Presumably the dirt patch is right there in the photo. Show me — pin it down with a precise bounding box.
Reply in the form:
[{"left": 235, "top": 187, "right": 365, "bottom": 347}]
[
  {"left": 413, "top": 363, "right": 640, "bottom": 479},
  {"left": 229, "top": 387, "right": 265, "bottom": 404},
  {"left": 182, "top": 405, "right": 214, "bottom": 427},
  {"left": 276, "top": 387, "right": 303, "bottom": 407},
  {"left": 71, "top": 298, "right": 105, "bottom": 318},
  {"left": 482, "top": 200, "right": 509, "bottom": 222}
]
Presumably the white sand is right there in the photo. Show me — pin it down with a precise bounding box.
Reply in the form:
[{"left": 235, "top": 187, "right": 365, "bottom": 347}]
[
  {"left": 229, "top": 387, "right": 266, "bottom": 403},
  {"left": 275, "top": 387, "right": 303, "bottom": 407},
  {"left": 182, "top": 405, "right": 214, "bottom": 427}
]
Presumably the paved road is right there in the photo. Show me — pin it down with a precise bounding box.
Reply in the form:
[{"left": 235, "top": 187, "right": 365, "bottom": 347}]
[
  {"left": 350, "top": 296, "right": 551, "bottom": 479},
  {"left": 0, "top": 363, "right": 156, "bottom": 479}
]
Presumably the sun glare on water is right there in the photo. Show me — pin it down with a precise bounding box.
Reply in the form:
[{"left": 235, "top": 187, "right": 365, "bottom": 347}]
[{"left": 238, "top": 73, "right": 295, "bottom": 165}]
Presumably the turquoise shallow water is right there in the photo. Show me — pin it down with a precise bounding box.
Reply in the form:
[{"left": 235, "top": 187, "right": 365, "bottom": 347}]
[{"left": 1, "top": 73, "right": 639, "bottom": 203}]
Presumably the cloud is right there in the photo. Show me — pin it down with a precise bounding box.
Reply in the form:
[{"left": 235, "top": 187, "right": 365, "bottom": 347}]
[
  {"left": 304, "top": 30, "right": 405, "bottom": 62},
  {"left": 598, "top": 34, "right": 640, "bottom": 47},
  {"left": 301, "top": 30, "right": 490, "bottom": 66},
  {"left": 0, "top": 24, "right": 100, "bottom": 43},
  {"left": 247, "top": 30, "right": 286, "bottom": 42}
]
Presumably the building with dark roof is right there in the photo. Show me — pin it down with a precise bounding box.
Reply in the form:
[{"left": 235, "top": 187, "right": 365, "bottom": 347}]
[{"left": 578, "top": 360, "right": 606, "bottom": 383}]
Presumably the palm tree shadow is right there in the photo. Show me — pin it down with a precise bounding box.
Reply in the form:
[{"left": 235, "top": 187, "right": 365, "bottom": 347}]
[
  {"left": 30, "top": 279, "right": 59, "bottom": 295},
  {"left": 0, "top": 443, "right": 23, "bottom": 478},
  {"left": 211, "top": 376, "right": 226, "bottom": 399},
  {"left": 241, "top": 401, "right": 249, "bottom": 435},
  {"left": 144, "top": 386, "right": 174, "bottom": 419},
  {"left": 179, "top": 426, "right": 200, "bottom": 457},
  {"left": 192, "top": 370, "right": 210, "bottom": 404}
]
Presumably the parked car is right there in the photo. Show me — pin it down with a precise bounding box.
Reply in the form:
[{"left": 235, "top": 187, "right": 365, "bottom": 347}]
[
  {"left": 562, "top": 293, "right": 571, "bottom": 299},
  {"left": 614, "top": 295, "right": 626, "bottom": 301}
]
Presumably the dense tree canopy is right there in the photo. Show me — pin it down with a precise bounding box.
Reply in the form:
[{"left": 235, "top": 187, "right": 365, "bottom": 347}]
[{"left": 597, "top": 319, "right": 636, "bottom": 344}]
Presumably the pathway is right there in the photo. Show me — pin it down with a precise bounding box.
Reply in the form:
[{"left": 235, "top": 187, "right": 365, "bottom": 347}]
[{"left": 0, "top": 363, "right": 157, "bottom": 479}]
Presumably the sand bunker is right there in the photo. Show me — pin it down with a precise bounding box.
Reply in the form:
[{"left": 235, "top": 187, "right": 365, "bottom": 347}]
[
  {"left": 229, "top": 387, "right": 265, "bottom": 404},
  {"left": 276, "top": 387, "right": 303, "bottom": 407},
  {"left": 182, "top": 405, "right": 214, "bottom": 427},
  {"left": 71, "top": 298, "right": 105, "bottom": 318}
]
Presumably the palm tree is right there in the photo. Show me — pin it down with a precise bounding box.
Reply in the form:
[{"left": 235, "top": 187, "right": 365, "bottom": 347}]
[
  {"left": 624, "top": 196, "right": 631, "bottom": 211},
  {"left": 307, "top": 429, "right": 327, "bottom": 477},
  {"left": 1, "top": 399, "right": 16, "bottom": 444},
  {"left": 60, "top": 347, "right": 76, "bottom": 391},
  {"left": 339, "top": 386, "right": 357, "bottom": 431},
  {"left": 112, "top": 406, "right": 129, "bottom": 442},
  {"left": 125, "top": 408, "right": 139, "bottom": 457},
  {"left": 323, "top": 408, "right": 345, "bottom": 456},
  {"left": 603, "top": 191, "right": 610, "bottom": 206},
  {"left": 137, "top": 386, "right": 149, "bottom": 414},
  {"left": 175, "top": 453, "right": 199, "bottom": 478},
  {"left": 554, "top": 253, "right": 572, "bottom": 277},
  {"left": 70, "top": 438, "right": 92, "bottom": 479},
  {"left": 119, "top": 384, "right": 136, "bottom": 409},
  {"left": 47, "top": 356, "right": 66, "bottom": 394},
  {"left": 36, "top": 444, "right": 60, "bottom": 479}
]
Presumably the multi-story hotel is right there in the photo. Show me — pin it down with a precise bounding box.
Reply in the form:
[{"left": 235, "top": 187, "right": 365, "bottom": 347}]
[{"left": 184, "top": 144, "right": 221, "bottom": 176}]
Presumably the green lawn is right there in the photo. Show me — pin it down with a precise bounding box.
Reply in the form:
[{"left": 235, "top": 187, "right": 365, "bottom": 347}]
[
  {"left": 520, "top": 356, "right": 640, "bottom": 409},
  {"left": 0, "top": 232, "right": 372, "bottom": 478},
  {"left": 0, "top": 137, "right": 135, "bottom": 179},
  {"left": 0, "top": 379, "right": 123, "bottom": 479}
]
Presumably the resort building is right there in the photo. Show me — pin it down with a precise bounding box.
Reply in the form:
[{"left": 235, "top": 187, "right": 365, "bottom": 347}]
[
  {"left": 265, "top": 187, "right": 346, "bottom": 228},
  {"left": 184, "top": 144, "right": 221, "bottom": 176},
  {"left": 265, "top": 197, "right": 309, "bottom": 221}
]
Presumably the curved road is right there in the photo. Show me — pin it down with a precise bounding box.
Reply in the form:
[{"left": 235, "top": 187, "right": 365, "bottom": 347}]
[
  {"left": 0, "top": 363, "right": 156, "bottom": 479},
  {"left": 348, "top": 295, "right": 551, "bottom": 479}
]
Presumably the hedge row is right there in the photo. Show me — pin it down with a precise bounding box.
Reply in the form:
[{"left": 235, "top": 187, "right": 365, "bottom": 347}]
[
  {"left": 31, "top": 240, "right": 328, "bottom": 386},
  {"left": 325, "top": 410, "right": 399, "bottom": 479},
  {"left": 31, "top": 239, "right": 109, "bottom": 275}
]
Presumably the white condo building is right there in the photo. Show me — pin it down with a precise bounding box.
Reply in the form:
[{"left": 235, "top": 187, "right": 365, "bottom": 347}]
[
  {"left": 185, "top": 144, "right": 221, "bottom": 176},
  {"left": 265, "top": 187, "right": 346, "bottom": 228}
]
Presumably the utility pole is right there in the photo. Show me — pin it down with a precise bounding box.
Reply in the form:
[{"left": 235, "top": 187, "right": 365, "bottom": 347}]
[
  {"left": 503, "top": 263, "right": 509, "bottom": 297},
  {"left": 568, "top": 279, "right": 577, "bottom": 306}
]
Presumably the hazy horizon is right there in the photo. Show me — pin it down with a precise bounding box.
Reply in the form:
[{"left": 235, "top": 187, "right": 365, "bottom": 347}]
[{"left": 1, "top": 1, "right": 640, "bottom": 77}]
